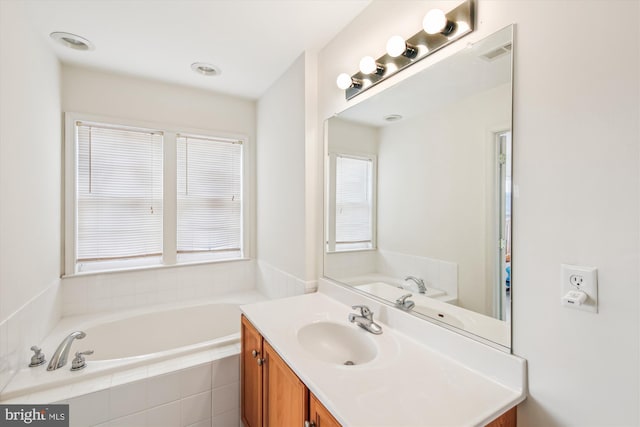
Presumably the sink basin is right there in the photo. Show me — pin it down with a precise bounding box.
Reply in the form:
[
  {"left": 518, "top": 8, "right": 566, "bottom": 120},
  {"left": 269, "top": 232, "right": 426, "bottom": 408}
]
[{"left": 297, "top": 321, "right": 378, "bottom": 366}]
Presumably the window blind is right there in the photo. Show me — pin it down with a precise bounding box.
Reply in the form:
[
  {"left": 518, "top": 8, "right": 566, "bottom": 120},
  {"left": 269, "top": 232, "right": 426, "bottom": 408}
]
[
  {"left": 335, "top": 155, "right": 373, "bottom": 248},
  {"left": 76, "top": 122, "right": 163, "bottom": 268},
  {"left": 177, "top": 135, "right": 242, "bottom": 260}
]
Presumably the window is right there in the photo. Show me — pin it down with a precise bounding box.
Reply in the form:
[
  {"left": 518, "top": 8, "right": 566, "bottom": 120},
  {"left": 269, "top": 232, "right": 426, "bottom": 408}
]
[
  {"left": 177, "top": 135, "right": 242, "bottom": 262},
  {"left": 326, "top": 153, "right": 376, "bottom": 252},
  {"left": 65, "top": 115, "right": 248, "bottom": 274}
]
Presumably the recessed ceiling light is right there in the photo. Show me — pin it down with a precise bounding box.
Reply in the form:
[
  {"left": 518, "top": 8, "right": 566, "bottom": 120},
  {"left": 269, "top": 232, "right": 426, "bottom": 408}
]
[
  {"left": 384, "top": 114, "right": 403, "bottom": 122},
  {"left": 191, "top": 62, "right": 221, "bottom": 77},
  {"left": 49, "top": 32, "right": 94, "bottom": 51}
]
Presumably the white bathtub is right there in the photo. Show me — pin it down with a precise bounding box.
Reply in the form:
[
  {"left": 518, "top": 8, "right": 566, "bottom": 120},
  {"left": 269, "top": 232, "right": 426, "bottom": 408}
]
[
  {"left": 81, "top": 303, "right": 241, "bottom": 361},
  {"left": 0, "top": 291, "right": 266, "bottom": 404}
]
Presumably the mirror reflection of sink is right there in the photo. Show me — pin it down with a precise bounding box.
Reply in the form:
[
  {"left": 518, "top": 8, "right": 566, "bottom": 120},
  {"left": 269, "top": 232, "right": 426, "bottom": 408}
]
[
  {"left": 297, "top": 321, "right": 378, "bottom": 366},
  {"left": 355, "top": 281, "right": 446, "bottom": 299}
]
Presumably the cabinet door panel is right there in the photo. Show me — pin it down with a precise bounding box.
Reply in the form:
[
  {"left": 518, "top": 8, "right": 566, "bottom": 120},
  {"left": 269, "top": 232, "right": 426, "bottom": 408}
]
[
  {"left": 241, "top": 315, "right": 263, "bottom": 427},
  {"left": 485, "top": 406, "right": 516, "bottom": 427},
  {"left": 310, "top": 393, "right": 342, "bottom": 427},
  {"left": 263, "top": 341, "right": 308, "bottom": 427}
]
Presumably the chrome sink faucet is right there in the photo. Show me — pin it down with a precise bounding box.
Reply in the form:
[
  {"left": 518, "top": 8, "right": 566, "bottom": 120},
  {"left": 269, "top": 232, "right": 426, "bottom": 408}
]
[
  {"left": 47, "top": 331, "right": 86, "bottom": 371},
  {"left": 396, "top": 293, "right": 415, "bottom": 311},
  {"left": 348, "top": 305, "right": 383, "bottom": 335},
  {"left": 404, "top": 276, "right": 426, "bottom": 294}
]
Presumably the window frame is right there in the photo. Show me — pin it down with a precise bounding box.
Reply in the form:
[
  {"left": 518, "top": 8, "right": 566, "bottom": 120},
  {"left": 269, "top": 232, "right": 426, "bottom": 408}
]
[
  {"left": 325, "top": 151, "right": 377, "bottom": 253},
  {"left": 64, "top": 112, "right": 251, "bottom": 276}
]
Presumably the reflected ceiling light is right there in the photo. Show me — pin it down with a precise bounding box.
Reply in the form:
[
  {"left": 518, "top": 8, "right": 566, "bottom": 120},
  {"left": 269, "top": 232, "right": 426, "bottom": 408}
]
[
  {"left": 191, "top": 62, "right": 221, "bottom": 76},
  {"left": 386, "top": 35, "right": 418, "bottom": 59},
  {"left": 359, "top": 56, "right": 385, "bottom": 75},
  {"left": 49, "top": 32, "right": 94, "bottom": 51},
  {"left": 384, "top": 114, "right": 403, "bottom": 122},
  {"left": 423, "top": 9, "right": 456, "bottom": 35},
  {"left": 336, "top": 73, "right": 362, "bottom": 90}
]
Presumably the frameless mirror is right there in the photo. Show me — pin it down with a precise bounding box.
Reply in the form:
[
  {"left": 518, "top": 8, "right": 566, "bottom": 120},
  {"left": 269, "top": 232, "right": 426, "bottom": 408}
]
[{"left": 324, "top": 25, "right": 514, "bottom": 350}]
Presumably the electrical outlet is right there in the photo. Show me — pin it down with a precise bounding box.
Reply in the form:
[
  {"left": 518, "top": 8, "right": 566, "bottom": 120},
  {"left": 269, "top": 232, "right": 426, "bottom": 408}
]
[
  {"left": 569, "top": 274, "right": 584, "bottom": 287},
  {"left": 561, "top": 264, "right": 598, "bottom": 312}
]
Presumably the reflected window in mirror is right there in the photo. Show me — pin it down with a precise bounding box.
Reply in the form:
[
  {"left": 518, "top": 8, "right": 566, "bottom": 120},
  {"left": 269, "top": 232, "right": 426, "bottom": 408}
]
[{"left": 326, "top": 153, "right": 377, "bottom": 252}]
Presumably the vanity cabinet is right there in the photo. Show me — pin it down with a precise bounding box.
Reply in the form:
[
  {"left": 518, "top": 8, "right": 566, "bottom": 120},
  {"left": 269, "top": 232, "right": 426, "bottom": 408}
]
[
  {"left": 242, "top": 315, "right": 339, "bottom": 427},
  {"left": 241, "top": 314, "right": 515, "bottom": 427},
  {"left": 241, "top": 315, "right": 263, "bottom": 427},
  {"left": 309, "top": 393, "right": 341, "bottom": 427}
]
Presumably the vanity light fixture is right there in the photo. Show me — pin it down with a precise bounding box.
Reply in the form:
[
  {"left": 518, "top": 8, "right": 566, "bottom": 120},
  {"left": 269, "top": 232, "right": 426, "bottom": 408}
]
[
  {"left": 337, "top": 0, "right": 474, "bottom": 100},
  {"left": 359, "top": 56, "right": 385, "bottom": 75},
  {"left": 191, "top": 62, "right": 221, "bottom": 76},
  {"left": 422, "top": 9, "right": 456, "bottom": 35},
  {"left": 336, "top": 73, "right": 362, "bottom": 90},
  {"left": 49, "top": 32, "right": 94, "bottom": 51},
  {"left": 385, "top": 36, "right": 418, "bottom": 59}
]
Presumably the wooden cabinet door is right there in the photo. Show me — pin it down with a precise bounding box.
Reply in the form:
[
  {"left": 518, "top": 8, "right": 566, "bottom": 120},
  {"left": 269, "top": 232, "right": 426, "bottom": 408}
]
[
  {"left": 263, "top": 341, "right": 309, "bottom": 427},
  {"left": 485, "top": 406, "right": 516, "bottom": 427},
  {"left": 241, "top": 315, "right": 263, "bottom": 427},
  {"left": 309, "top": 393, "right": 342, "bottom": 427}
]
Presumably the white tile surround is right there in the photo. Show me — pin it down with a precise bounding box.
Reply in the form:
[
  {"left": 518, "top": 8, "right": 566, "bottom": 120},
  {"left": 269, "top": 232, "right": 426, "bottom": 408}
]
[
  {"left": 325, "top": 249, "right": 458, "bottom": 298},
  {"left": 0, "top": 279, "right": 62, "bottom": 393},
  {"left": 50, "top": 348, "right": 242, "bottom": 427},
  {"left": 61, "top": 260, "right": 255, "bottom": 316}
]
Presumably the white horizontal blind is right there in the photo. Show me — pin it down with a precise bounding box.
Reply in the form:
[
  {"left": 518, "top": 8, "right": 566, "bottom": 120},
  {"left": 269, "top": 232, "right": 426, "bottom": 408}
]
[
  {"left": 76, "top": 122, "right": 163, "bottom": 270},
  {"left": 177, "top": 135, "right": 242, "bottom": 260},
  {"left": 335, "top": 155, "right": 373, "bottom": 249}
]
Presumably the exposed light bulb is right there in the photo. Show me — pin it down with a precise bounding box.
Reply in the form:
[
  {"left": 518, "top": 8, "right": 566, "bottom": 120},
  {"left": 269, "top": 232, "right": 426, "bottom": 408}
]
[
  {"left": 336, "top": 73, "right": 354, "bottom": 90},
  {"left": 359, "top": 56, "right": 377, "bottom": 74},
  {"left": 423, "top": 9, "right": 447, "bottom": 34},
  {"left": 386, "top": 35, "right": 406, "bottom": 58}
]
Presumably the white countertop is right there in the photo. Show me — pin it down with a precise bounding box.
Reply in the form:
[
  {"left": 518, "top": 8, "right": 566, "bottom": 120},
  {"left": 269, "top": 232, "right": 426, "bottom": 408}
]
[{"left": 241, "top": 288, "right": 526, "bottom": 427}]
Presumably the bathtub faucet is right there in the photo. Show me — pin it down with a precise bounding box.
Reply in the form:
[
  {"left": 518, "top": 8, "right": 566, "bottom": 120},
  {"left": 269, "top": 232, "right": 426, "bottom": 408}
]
[{"left": 47, "top": 331, "right": 86, "bottom": 371}]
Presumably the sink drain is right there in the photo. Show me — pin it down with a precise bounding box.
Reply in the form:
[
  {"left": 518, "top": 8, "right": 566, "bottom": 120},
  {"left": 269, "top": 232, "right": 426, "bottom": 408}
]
[{"left": 344, "top": 360, "right": 355, "bottom": 366}]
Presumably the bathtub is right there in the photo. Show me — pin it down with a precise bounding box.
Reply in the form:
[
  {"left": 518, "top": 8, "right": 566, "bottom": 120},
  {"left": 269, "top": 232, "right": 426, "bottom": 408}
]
[{"left": 0, "top": 290, "right": 266, "bottom": 426}]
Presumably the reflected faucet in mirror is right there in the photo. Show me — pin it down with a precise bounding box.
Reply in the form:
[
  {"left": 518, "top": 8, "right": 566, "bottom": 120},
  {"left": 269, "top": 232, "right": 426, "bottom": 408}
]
[{"left": 404, "top": 276, "right": 426, "bottom": 294}]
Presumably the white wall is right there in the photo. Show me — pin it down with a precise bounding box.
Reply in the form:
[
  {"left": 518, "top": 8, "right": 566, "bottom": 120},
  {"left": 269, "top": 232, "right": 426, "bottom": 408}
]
[
  {"left": 60, "top": 65, "right": 258, "bottom": 313},
  {"left": 0, "top": 1, "right": 62, "bottom": 390},
  {"left": 256, "top": 53, "right": 319, "bottom": 296},
  {"left": 318, "top": 1, "right": 639, "bottom": 426},
  {"left": 327, "top": 117, "right": 379, "bottom": 155}
]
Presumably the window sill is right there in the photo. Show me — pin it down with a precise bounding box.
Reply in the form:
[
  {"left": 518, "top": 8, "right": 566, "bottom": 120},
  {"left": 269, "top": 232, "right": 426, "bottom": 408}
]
[
  {"left": 61, "top": 257, "right": 252, "bottom": 279},
  {"left": 325, "top": 248, "right": 378, "bottom": 255}
]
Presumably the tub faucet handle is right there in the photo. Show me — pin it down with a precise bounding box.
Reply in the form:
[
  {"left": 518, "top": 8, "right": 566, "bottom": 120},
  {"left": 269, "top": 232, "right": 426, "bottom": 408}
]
[
  {"left": 70, "top": 350, "right": 94, "bottom": 371},
  {"left": 28, "top": 346, "right": 46, "bottom": 367}
]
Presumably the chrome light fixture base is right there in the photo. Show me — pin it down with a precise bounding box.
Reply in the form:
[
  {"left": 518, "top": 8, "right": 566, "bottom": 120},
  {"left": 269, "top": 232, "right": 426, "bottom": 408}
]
[{"left": 344, "top": 0, "right": 474, "bottom": 100}]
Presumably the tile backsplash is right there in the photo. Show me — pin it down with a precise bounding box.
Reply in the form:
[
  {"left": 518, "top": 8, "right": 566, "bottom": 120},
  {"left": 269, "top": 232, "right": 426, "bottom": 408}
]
[
  {"left": 61, "top": 260, "right": 256, "bottom": 316},
  {"left": 0, "top": 279, "right": 61, "bottom": 393}
]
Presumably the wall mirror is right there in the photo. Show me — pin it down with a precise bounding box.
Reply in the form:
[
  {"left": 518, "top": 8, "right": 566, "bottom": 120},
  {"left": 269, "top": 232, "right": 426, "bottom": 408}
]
[{"left": 324, "top": 25, "right": 514, "bottom": 350}]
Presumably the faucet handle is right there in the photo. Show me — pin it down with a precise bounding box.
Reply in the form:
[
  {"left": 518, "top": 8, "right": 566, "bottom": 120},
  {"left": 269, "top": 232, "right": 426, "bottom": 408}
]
[
  {"left": 396, "top": 293, "right": 413, "bottom": 304},
  {"left": 28, "top": 346, "right": 46, "bottom": 367},
  {"left": 70, "top": 350, "right": 94, "bottom": 371},
  {"left": 352, "top": 305, "right": 373, "bottom": 318}
]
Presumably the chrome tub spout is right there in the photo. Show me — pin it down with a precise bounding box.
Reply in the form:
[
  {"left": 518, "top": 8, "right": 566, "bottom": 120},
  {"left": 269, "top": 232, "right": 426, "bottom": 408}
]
[{"left": 47, "top": 331, "right": 86, "bottom": 371}]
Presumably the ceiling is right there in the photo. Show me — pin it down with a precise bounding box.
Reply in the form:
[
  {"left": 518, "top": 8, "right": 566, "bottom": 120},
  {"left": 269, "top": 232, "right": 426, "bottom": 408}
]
[{"left": 21, "top": 0, "right": 370, "bottom": 99}]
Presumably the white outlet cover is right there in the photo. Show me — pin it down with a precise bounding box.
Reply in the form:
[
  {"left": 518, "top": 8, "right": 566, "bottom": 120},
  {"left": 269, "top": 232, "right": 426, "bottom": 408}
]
[{"left": 561, "top": 264, "right": 598, "bottom": 313}]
